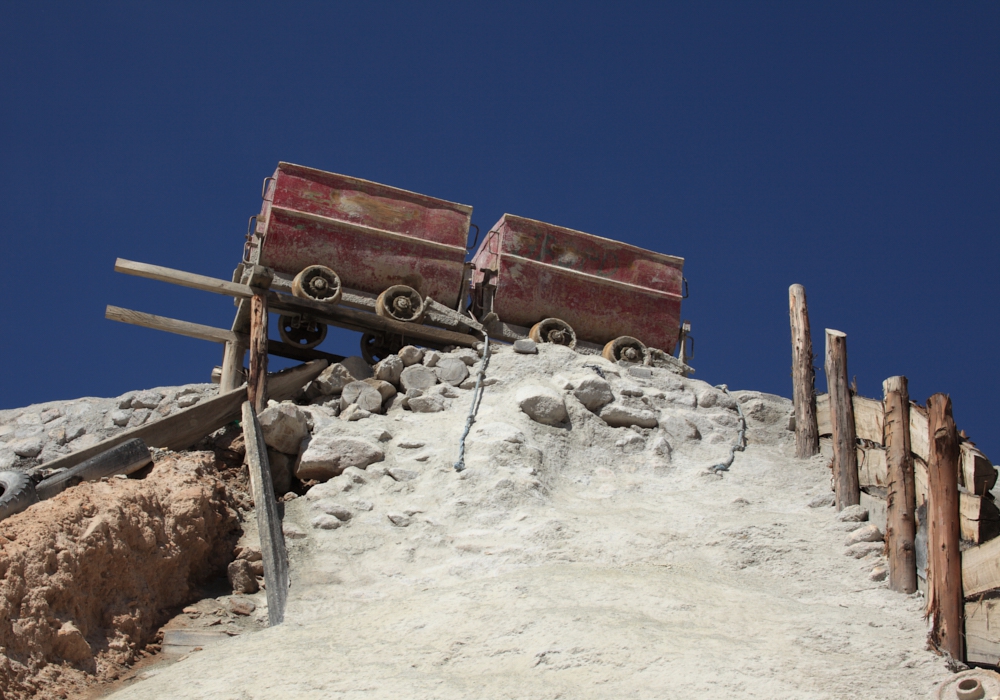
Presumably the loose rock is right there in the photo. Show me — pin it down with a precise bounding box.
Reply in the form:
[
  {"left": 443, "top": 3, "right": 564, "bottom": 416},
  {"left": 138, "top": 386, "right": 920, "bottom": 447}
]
[
  {"left": 374, "top": 355, "right": 404, "bottom": 384},
  {"left": 845, "top": 542, "right": 884, "bottom": 558},
  {"left": 258, "top": 404, "right": 310, "bottom": 454},
  {"left": 387, "top": 512, "right": 412, "bottom": 527},
  {"left": 296, "top": 434, "right": 385, "bottom": 481},
  {"left": 808, "top": 492, "right": 836, "bottom": 508},
  {"left": 340, "top": 404, "right": 372, "bottom": 422},
  {"left": 837, "top": 505, "right": 869, "bottom": 523},
  {"left": 845, "top": 523, "right": 883, "bottom": 546},
  {"left": 398, "top": 345, "right": 424, "bottom": 366},
  {"left": 513, "top": 338, "right": 538, "bottom": 354},
  {"left": 573, "top": 376, "right": 614, "bottom": 412},
  {"left": 312, "top": 500, "right": 353, "bottom": 520},
  {"left": 598, "top": 404, "right": 658, "bottom": 429},
  {"left": 340, "top": 356, "right": 374, "bottom": 381},
  {"left": 516, "top": 385, "right": 568, "bottom": 426},
  {"left": 435, "top": 357, "right": 469, "bottom": 386},
  {"left": 363, "top": 378, "right": 398, "bottom": 402},
  {"left": 422, "top": 350, "right": 441, "bottom": 368},
  {"left": 408, "top": 393, "right": 447, "bottom": 413},
  {"left": 228, "top": 597, "right": 256, "bottom": 615},
  {"left": 388, "top": 467, "right": 419, "bottom": 482},
  {"left": 314, "top": 363, "right": 357, "bottom": 396},
  {"left": 228, "top": 559, "right": 259, "bottom": 594},
  {"left": 400, "top": 365, "right": 438, "bottom": 392},
  {"left": 311, "top": 514, "right": 342, "bottom": 530}
]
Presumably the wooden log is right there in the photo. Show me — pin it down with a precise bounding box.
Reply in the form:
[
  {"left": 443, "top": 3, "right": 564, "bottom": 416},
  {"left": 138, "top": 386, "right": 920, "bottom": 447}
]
[
  {"left": 789, "top": 284, "right": 819, "bottom": 458},
  {"left": 247, "top": 294, "right": 268, "bottom": 414},
  {"left": 965, "top": 599, "right": 1000, "bottom": 666},
  {"left": 106, "top": 306, "right": 240, "bottom": 345},
  {"left": 267, "top": 340, "right": 345, "bottom": 365},
  {"left": 34, "top": 360, "right": 328, "bottom": 476},
  {"left": 884, "top": 376, "right": 917, "bottom": 594},
  {"left": 926, "top": 392, "right": 963, "bottom": 660},
  {"left": 35, "top": 438, "right": 151, "bottom": 500},
  {"left": 115, "top": 258, "right": 254, "bottom": 299},
  {"left": 241, "top": 401, "right": 288, "bottom": 626},
  {"left": 961, "top": 444, "right": 998, "bottom": 497},
  {"left": 825, "top": 329, "right": 860, "bottom": 510}
]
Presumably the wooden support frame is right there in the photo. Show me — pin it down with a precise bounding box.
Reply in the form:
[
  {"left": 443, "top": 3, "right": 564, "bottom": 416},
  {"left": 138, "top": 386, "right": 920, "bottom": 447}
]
[{"left": 106, "top": 306, "right": 243, "bottom": 345}]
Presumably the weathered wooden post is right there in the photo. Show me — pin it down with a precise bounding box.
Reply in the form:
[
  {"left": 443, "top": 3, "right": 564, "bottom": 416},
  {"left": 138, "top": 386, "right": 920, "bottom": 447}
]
[
  {"left": 789, "top": 284, "right": 819, "bottom": 458},
  {"left": 926, "top": 392, "right": 963, "bottom": 660},
  {"left": 883, "top": 376, "right": 917, "bottom": 594},
  {"left": 825, "top": 329, "right": 860, "bottom": 510},
  {"left": 219, "top": 339, "right": 247, "bottom": 392},
  {"left": 246, "top": 293, "right": 269, "bottom": 413}
]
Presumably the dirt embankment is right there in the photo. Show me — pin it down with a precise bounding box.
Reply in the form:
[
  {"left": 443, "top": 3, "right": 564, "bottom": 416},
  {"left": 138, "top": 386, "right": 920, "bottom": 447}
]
[{"left": 0, "top": 453, "right": 242, "bottom": 699}]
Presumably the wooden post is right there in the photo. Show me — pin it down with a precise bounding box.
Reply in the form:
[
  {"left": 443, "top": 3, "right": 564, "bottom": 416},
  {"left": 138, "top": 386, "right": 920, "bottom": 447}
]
[
  {"left": 825, "top": 329, "right": 860, "bottom": 510},
  {"left": 789, "top": 284, "right": 819, "bottom": 458},
  {"left": 246, "top": 294, "right": 268, "bottom": 413},
  {"left": 883, "top": 376, "right": 917, "bottom": 594},
  {"left": 220, "top": 339, "right": 247, "bottom": 392},
  {"left": 926, "top": 392, "right": 963, "bottom": 661}
]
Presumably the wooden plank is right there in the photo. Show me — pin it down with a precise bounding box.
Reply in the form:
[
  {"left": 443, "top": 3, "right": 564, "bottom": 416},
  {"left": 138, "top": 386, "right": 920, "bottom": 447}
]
[
  {"left": 961, "top": 443, "right": 998, "bottom": 497},
  {"left": 965, "top": 599, "right": 1000, "bottom": 666},
  {"left": 789, "top": 284, "right": 819, "bottom": 458},
  {"left": 815, "top": 393, "right": 883, "bottom": 444},
  {"left": 268, "top": 339, "right": 344, "bottom": 365},
  {"left": 825, "top": 329, "right": 860, "bottom": 510},
  {"left": 910, "top": 403, "right": 929, "bottom": 462},
  {"left": 241, "top": 401, "right": 288, "bottom": 626},
  {"left": 926, "top": 392, "right": 963, "bottom": 660},
  {"left": 115, "top": 258, "right": 253, "bottom": 299},
  {"left": 963, "top": 535, "right": 1000, "bottom": 598},
  {"left": 35, "top": 360, "right": 327, "bottom": 476},
  {"left": 106, "top": 306, "right": 239, "bottom": 345},
  {"left": 857, "top": 445, "right": 888, "bottom": 488}
]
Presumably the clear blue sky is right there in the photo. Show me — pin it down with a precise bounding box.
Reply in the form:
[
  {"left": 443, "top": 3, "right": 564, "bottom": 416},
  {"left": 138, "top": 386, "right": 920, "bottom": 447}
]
[{"left": 2, "top": 3, "right": 998, "bottom": 458}]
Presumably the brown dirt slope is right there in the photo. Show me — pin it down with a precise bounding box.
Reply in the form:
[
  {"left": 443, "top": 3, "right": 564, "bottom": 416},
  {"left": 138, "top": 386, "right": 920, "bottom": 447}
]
[{"left": 0, "top": 453, "right": 240, "bottom": 699}]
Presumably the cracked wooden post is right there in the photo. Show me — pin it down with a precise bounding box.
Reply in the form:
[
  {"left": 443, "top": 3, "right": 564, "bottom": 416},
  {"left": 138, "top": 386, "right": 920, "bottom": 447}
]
[
  {"left": 246, "top": 293, "right": 268, "bottom": 414},
  {"left": 825, "top": 329, "right": 860, "bottom": 510},
  {"left": 883, "top": 376, "right": 916, "bottom": 594},
  {"left": 926, "top": 392, "right": 963, "bottom": 661},
  {"left": 789, "top": 284, "right": 819, "bottom": 458}
]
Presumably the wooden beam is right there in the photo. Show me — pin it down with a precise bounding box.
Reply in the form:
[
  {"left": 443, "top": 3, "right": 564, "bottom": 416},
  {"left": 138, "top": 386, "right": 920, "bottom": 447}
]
[
  {"left": 926, "top": 392, "right": 963, "bottom": 661},
  {"left": 815, "top": 393, "right": 883, "bottom": 444},
  {"left": 115, "top": 258, "right": 253, "bottom": 299},
  {"left": 268, "top": 339, "right": 345, "bottom": 365},
  {"left": 884, "top": 376, "right": 917, "bottom": 594},
  {"left": 241, "top": 401, "right": 288, "bottom": 626},
  {"left": 825, "top": 329, "right": 860, "bottom": 510},
  {"left": 34, "top": 360, "right": 328, "bottom": 476},
  {"left": 247, "top": 294, "right": 268, "bottom": 413},
  {"left": 789, "top": 284, "right": 819, "bottom": 458},
  {"left": 106, "top": 305, "right": 240, "bottom": 345}
]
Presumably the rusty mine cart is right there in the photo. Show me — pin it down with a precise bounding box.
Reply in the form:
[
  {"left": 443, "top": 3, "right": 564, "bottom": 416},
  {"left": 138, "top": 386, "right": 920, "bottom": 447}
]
[{"left": 107, "top": 162, "right": 694, "bottom": 387}]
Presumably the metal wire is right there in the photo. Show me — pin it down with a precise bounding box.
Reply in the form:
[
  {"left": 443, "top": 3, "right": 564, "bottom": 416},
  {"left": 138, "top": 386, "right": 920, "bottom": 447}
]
[
  {"left": 709, "top": 384, "right": 747, "bottom": 473},
  {"left": 453, "top": 331, "right": 492, "bottom": 472}
]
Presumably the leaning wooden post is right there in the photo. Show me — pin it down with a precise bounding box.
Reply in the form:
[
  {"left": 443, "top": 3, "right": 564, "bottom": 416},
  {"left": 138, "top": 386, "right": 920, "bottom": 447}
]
[
  {"left": 926, "top": 392, "right": 963, "bottom": 661},
  {"left": 789, "top": 284, "right": 819, "bottom": 458},
  {"left": 883, "top": 376, "right": 917, "bottom": 594},
  {"left": 219, "top": 339, "right": 247, "bottom": 392},
  {"left": 825, "top": 329, "right": 860, "bottom": 510},
  {"left": 246, "top": 293, "right": 268, "bottom": 413}
]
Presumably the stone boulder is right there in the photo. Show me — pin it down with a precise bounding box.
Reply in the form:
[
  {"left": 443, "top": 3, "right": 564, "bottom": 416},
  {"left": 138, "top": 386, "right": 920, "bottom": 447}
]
[
  {"left": 373, "top": 355, "right": 404, "bottom": 384},
  {"left": 296, "top": 433, "right": 385, "bottom": 481},
  {"left": 257, "top": 403, "right": 310, "bottom": 455},
  {"left": 398, "top": 345, "right": 424, "bottom": 366},
  {"left": 573, "top": 376, "right": 614, "bottom": 412},
  {"left": 598, "top": 404, "right": 658, "bottom": 429},
  {"left": 516, "top": 385, "right": 568, "bottom": 426}
]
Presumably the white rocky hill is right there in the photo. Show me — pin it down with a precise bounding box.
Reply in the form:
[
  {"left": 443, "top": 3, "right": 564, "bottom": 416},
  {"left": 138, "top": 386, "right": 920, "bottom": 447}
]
[{"left": 84, "top": 342, "right": 950, "bottom": 699}]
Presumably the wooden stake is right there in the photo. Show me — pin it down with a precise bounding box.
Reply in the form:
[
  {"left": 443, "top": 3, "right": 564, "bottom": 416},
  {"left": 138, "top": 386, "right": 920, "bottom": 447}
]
[
  {"left": 825, "top": 329, "right": 860, "bottom": 510},
  {"left": 789, "top": 284, "right": 819, "bottom": 458},
  {"left": 247, "top": 294, "right": 268, "bottom": 413},
  {"left": 883, "top": 376, "right": 917, "bottom": 594},
  {"left": 926, "top": 392, "right": 963, "bottom": 661}
]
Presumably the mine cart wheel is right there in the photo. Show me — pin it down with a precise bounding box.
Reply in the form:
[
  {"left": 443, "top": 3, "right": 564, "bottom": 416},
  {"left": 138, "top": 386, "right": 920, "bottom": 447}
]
[
  {"left": 278, "top": 314, "right": 328, "bottom": 350},
  {"left": 375, "top": 285, "right": 425, "bottom": 323},
  {"left": 360, "top": 333, "right": 404, "bottom": 365},
  {"left": 528, "top": 318, "right": 577, "bottom": 349},
  {"left": 291, "top": 265, "right": 342, "bottom": 304},
  {"left": 602, "top": 336, "right": 647, "bottom": 364}
]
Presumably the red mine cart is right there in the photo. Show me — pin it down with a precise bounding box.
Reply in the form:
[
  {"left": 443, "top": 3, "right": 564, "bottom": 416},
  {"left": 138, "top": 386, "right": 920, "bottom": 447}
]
[{"left": 470, "top": 214, "right": 686, "bottom": 362}]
